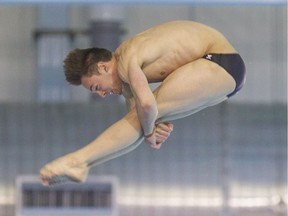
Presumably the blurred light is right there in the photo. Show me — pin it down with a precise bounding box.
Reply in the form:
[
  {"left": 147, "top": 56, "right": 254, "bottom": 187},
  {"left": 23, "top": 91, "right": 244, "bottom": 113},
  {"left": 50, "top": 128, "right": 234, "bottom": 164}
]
[
  {"left": 119, "top": 195, "right": 222, "bottom": 207},
  {"left": 119, "top": 185, "right": 287, "bottom": 208},
  {"left": 229, "top": 196, "right": 281, "bottom": 208},
  {"left": 0, "top": 196, "right": 14, "bottom": 205},
  {"left": 119, "top": 195, "right": 286, "bottom": 208},
  {"left": 0, "top": 186, "right": 14, "bottom": 205},
  {"left": 0, "top": 0, "right": 286, "bottom": 5}
]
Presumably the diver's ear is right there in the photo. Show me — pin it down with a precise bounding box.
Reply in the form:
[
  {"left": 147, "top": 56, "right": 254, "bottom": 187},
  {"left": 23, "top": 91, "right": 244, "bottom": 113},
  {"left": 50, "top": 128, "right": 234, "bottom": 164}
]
[{"left": 97, "top": 62, "right": 108, "bottom": 74}]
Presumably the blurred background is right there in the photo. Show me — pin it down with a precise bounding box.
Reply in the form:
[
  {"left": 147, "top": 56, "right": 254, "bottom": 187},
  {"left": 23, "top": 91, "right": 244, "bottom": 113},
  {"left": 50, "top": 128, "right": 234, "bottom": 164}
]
[{"left": 0, "top": 1, "right": 287, "bottom": 216}]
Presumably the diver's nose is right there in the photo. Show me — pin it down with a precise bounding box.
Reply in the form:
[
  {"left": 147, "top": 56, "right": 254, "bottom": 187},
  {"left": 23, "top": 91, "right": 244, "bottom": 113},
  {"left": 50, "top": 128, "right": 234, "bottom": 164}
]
[{"left": 97, "top": 90, "right": 106, "bottom": 98}]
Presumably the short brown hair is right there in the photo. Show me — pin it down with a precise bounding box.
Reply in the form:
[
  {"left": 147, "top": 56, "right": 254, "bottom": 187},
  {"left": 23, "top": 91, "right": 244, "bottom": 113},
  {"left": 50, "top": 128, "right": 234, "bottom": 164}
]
[{"left": 63, "top": 47, "right": 112, "bottom": 85}]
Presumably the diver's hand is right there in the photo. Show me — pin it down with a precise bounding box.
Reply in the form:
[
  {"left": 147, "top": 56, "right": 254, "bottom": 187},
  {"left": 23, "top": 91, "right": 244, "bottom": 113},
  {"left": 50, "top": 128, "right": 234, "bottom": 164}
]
[{"left": 145, "top": 122, "right": 173, "bottom": 149}]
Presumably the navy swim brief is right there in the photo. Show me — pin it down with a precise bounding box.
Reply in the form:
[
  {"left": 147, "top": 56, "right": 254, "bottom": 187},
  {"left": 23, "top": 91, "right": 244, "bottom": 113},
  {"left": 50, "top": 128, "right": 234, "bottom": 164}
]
[{"left": 203, "top": 53, "right": 246, "bottom": 97}]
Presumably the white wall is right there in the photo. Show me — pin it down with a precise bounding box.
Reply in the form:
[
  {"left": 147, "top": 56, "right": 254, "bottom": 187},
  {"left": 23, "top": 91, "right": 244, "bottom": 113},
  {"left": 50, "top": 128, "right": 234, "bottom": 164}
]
[
  {"left": 0, "top": 5, "right": 286, "bottom": 104},
  {"left": 0, "top": 6, "right": 37, "bottom": 102},
  {"left": 123, "top": 5, "right": 193, "bottom": 37}
]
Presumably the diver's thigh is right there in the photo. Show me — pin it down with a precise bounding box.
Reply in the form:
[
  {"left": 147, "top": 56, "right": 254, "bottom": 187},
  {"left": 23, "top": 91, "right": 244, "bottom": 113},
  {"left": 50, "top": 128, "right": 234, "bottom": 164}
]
[{"left": 154, "top": 59, "right": 235, "bottom": 119}]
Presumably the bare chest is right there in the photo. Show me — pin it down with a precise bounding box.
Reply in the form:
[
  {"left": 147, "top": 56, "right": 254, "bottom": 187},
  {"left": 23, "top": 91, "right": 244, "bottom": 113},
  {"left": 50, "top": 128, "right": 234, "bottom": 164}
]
[{"left": 141, "top": 51, "right": 199, "bottom": 82}]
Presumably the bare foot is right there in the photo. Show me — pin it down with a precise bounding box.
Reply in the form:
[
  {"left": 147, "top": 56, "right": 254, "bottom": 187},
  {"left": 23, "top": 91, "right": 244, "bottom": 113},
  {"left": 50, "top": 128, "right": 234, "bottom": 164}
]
[{"left": 39, "top": 153, "right": 89, "bottom": 186}]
